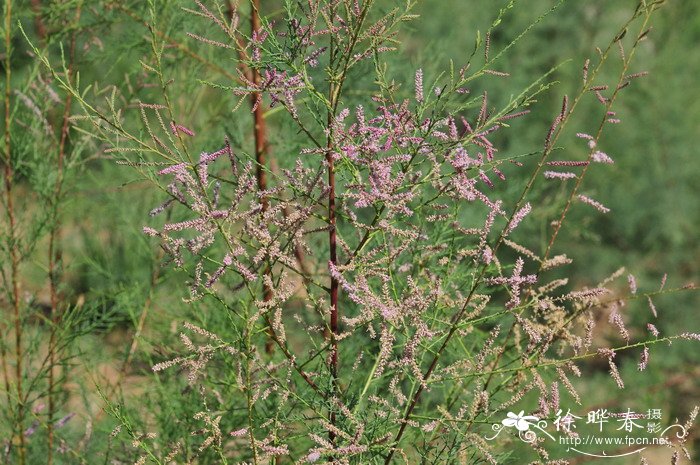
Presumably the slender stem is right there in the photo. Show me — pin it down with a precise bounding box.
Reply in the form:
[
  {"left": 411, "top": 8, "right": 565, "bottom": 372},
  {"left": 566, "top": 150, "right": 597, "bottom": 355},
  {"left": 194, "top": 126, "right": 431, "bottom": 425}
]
[
  {"left": 467, "top": 8, "right": 656, "bottom": 427},
  {"left": 247, "top": 0, "right": 276, "bottom": 356},
  {"left": 539, "top": 23, "right": 650, "bottom": 268},
  {"left": 250, "top": 0, "right": 268, "bottom": 215},
  {"left": 250, "top": 0, "right": 267, "bottom": 213},
  {"left": 111, "top": 247, "right": 164, "bottom": 395},
  {"left": 242, "top": 10, "right": 296, "bottom": 458},
  {"left": 46, "top": 7, "right": 81, "bottom": 463},
  {"left": 0, "top": 1, "right": 12, "bottom": 419},
  {"left": 29, "top": 0, "right": 47, "bottom": 41},
  {"left": 244, "top": 302, "right": 259, "bottom": 465},
  {"left": 3, "top": 1, "right": 25, "bottom": 463},
  {"left": 231, "top": 0, "right": 310, "bottom": 358},
  {"left": 112, "top": 2, "right": 239, "bottom": 83},
  {"left": 381, "top": 10, "right": 649, "bottom": 463},
  {"left": 326, "top": 86, "right": 340, "bottom": 443},
  {"left": 320, "top": 1, "right": 374, "bottom": 444},
  {"left": 437, "top": 336, "right": 679, "bottom": 382}
]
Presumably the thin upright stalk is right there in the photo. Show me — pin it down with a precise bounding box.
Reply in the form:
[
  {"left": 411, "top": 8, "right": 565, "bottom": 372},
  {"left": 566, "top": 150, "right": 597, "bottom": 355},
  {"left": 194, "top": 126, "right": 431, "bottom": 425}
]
[
  {"left": 469, "top": 8, "right": 657, "bottom": 427},
  {"left": 46, "top": 8, "right": 81, "bottom": 462},
  {"left": 250, "top": 0, "right": 267, "bottom": 213},
  {"left": 3, "top": 1, "right": 25, "bottom": 463},
  {"left": 325, "top": 4, "right": 340, "bottom": 445},
  {"left": 244, "top": 302, "right": 260, "bottom": 465},
  {"left": 0, "top": 3, "right": 13, "bottom": 415},
  {"left": 321, "top": 1, "right": 373, "bottom": 445},
  {"left": 111, "top": 247, "right": 164, "bottom": 397},
  {"left": 29, "top": 0, "right": 47, "bottom": 41},
  {"left": 382, "top": 9, "right": 655, "bottom": 463},
  {"left": 248, "top": 0, "right": 276, "bottom": 355},
  {"left": 114, "top": 2, "right": 239, "bottom": 82},
  {"left": 326, "top": 137, "right": 339, "bottom": 438},
  {"left": 229, "top": 1, "right": 310, "bottom": 306},
  {"left": 46, "top": 8, "right": 81, "bottom": 461}
]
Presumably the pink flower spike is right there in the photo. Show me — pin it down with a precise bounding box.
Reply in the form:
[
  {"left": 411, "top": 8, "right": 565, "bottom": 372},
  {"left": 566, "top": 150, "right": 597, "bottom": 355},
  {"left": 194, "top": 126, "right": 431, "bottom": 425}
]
[
  {"left": 544, "top": 171, "right": 577, "bottom": 180},
  {"left": 158, "top": 163, "right": 187, "bottom": 176},
  {"left": 626, "top": 71, "right": 649, "bottom": 80},
  {"left": 143, "top": 226, "right": 159, "bottom": 237},
  {"left": 506, "top": 202, "right": 531, "bottom": 235},
  {"left": 576, "top": 132, "right": 597, "bottom": 148},
  {"left": 592, "top": 151, "right": 614, "bottom": 164},
  {"left": 680, "top": 332, "right": 700, "bottom": 341},
  {"left": 547, "top": 160, "right": 589, "bottom": 167},
  {"left": 647, "top": 323, "right": 660, "bottom": 337},
  {"left": 595, "top": 90, "right": 608, "bottom": 104},
  {"left": 544, "top": 113, "right": 562, "bottom": 149},
  {"left": 170, "top": 121, "right": 195, "bottom": 137},
  {"left": 498, "top": 110, "right": 530, "bottom": 121},
  {"left": 638, "top": 347, "right": 649, "bottom": 371},
  {"left": 647, "top": 296, "right": 658, "bottom": 318},
  {"left": 484, "top": 69, "right": 509, "bottom": 77},
  {"left": 199, "top": 147, "right": 228, "bottom": 164},
  {"left": 608, "top": 358, "right": 624, "bottom": 389},
  {"left": 415, "top": 69, "right": 424, "bottom": 103},
  {"left": 609, "top": 310, "right": 630, "bottom": 342},
  {"left": 479, "top": 171, "right": 494, "bottom": 189},
  {"left": 577, "top": 194, "right": 610, "bottom": 213},
  {"left": 176, "top": 124, "right": 195, "bottom": 136},
  {"left": 627, "top": 274, "right": 637, "bottom": 294}
]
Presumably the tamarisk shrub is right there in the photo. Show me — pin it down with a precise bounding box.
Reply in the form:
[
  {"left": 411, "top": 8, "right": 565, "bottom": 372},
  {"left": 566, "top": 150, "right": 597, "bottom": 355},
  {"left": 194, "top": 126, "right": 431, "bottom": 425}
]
[{"left": 26, "top": 0, "right": 699, "bottom": 463}]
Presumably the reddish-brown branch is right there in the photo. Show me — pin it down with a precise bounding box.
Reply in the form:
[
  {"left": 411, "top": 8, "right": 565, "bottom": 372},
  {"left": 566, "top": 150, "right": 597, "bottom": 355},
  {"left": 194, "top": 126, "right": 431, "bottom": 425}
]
[
  {"left": 250, "top": 0, "right": 267, "bottom": 212},
  {"left": 233, "top": 1, "right": 311, "bottom": 356},
  {"left": 247, "top": 0, "right": 277, "bottom": 354},
  {"left": 326, "top": 6, "right": 340, "bottom": 442},
  {"left": 320, "top": 0, "right": 374, "bottom": 445},
  {"left": 327, "top": 151, "right": 339, "bottom": 442},
  {"left": 30, "top": 0, "right": 47, "bottom": 41},
  {"left": 229, "top": 1, "right": 311, "bottom": 296},
  {"left": 228, "top": 0, "right": 276, "bottom": 351}
]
